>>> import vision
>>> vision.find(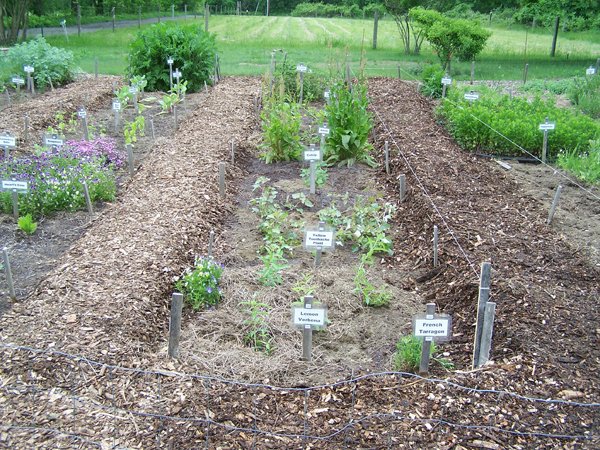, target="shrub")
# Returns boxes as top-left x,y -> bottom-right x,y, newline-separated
175,257 -> 224,310
272,57 -> 327,104
437,88 -> 600,160
260,98 -> 303,164
18,214 -> 38,235
420,64 -> 444,98
568,75 -> 600,119
325,81 -> 375,167
128,24 -> 216,93
4,37 -> 75,89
